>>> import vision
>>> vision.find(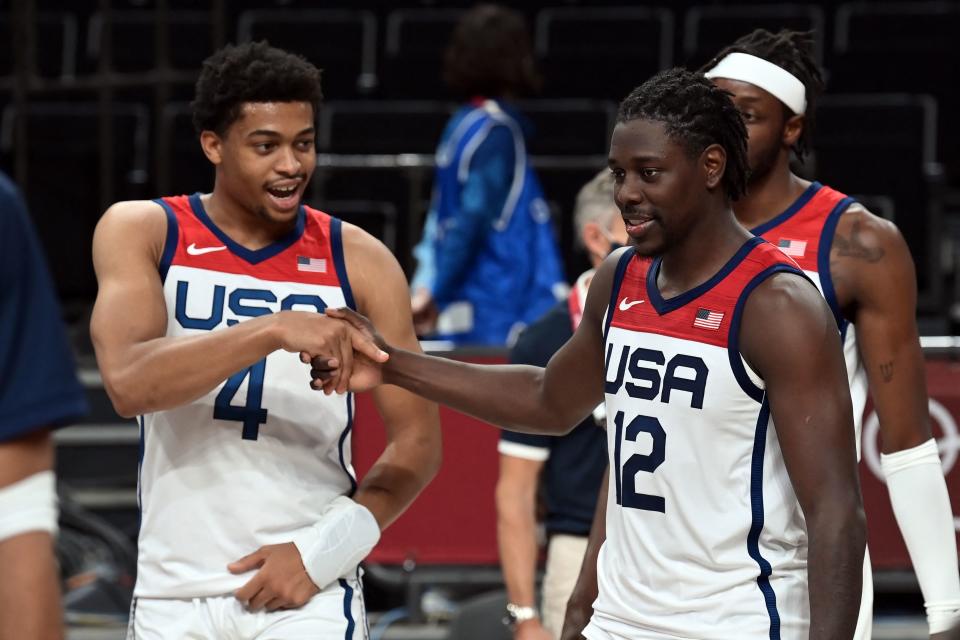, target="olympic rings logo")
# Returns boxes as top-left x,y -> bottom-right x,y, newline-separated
862,399 -> 960,529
